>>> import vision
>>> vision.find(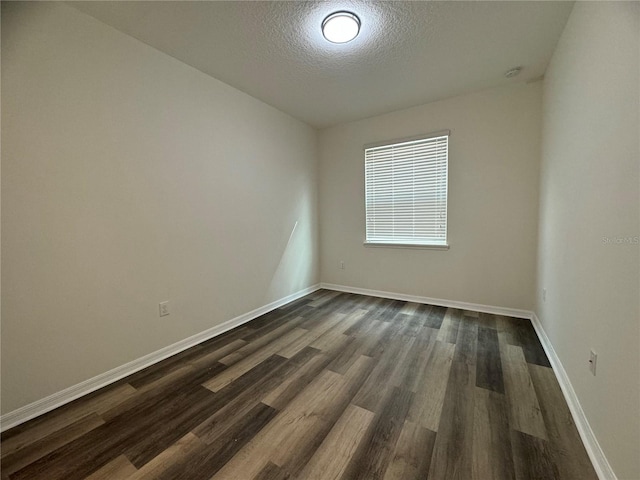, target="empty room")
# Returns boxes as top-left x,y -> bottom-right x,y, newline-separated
1,1 -> 638,479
